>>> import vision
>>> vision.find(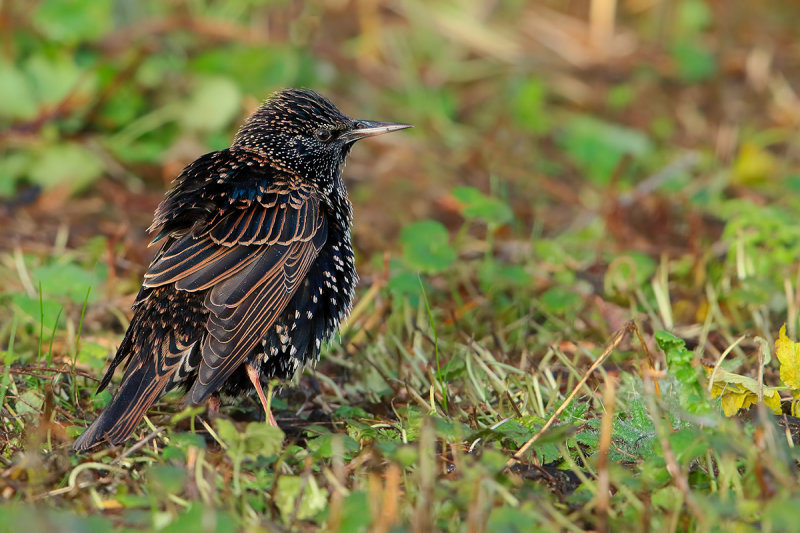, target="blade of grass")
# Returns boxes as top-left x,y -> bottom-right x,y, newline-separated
418,275 -> 447,411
